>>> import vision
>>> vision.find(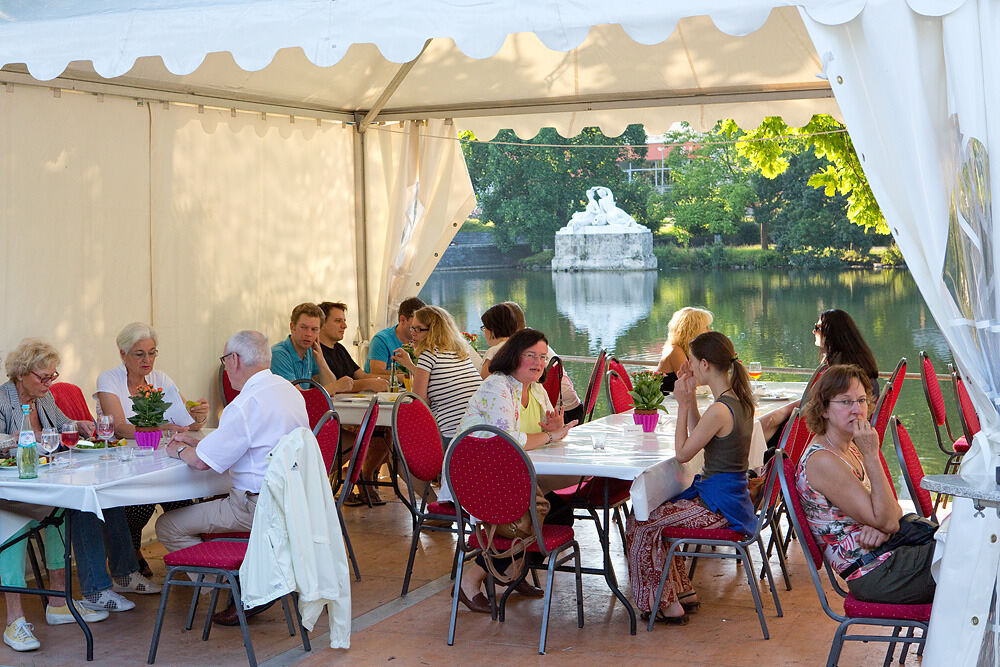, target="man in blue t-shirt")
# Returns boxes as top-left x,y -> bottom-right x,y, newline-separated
271,302 -> 338,393
364,296 -> 426,375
